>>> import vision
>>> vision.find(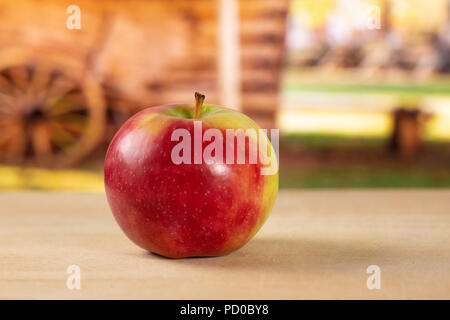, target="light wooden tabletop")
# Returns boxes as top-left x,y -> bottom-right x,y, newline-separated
1,190 -> 449,299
